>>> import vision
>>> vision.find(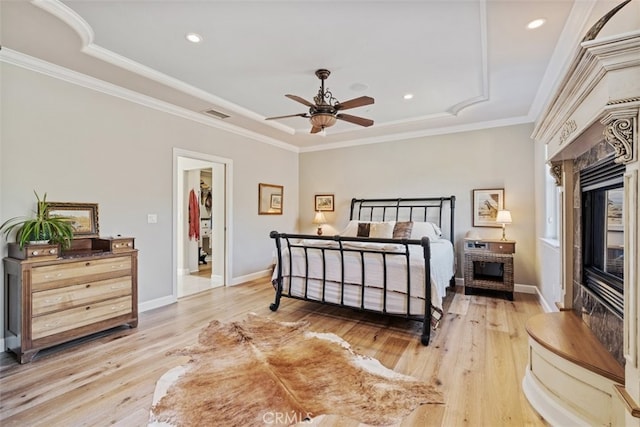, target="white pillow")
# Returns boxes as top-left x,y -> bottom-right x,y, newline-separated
410,221 -> 442,239
369,221 -> 395,238
339,220 -> 396,238
340,220 -> 359,237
